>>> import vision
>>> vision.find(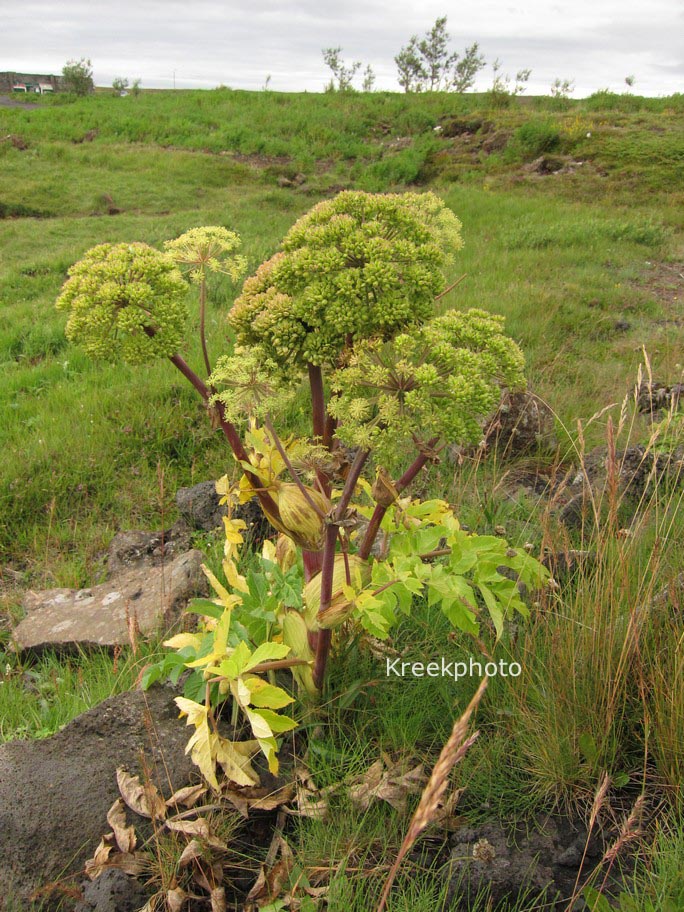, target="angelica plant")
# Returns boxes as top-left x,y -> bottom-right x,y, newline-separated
57,193 -> 549,791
